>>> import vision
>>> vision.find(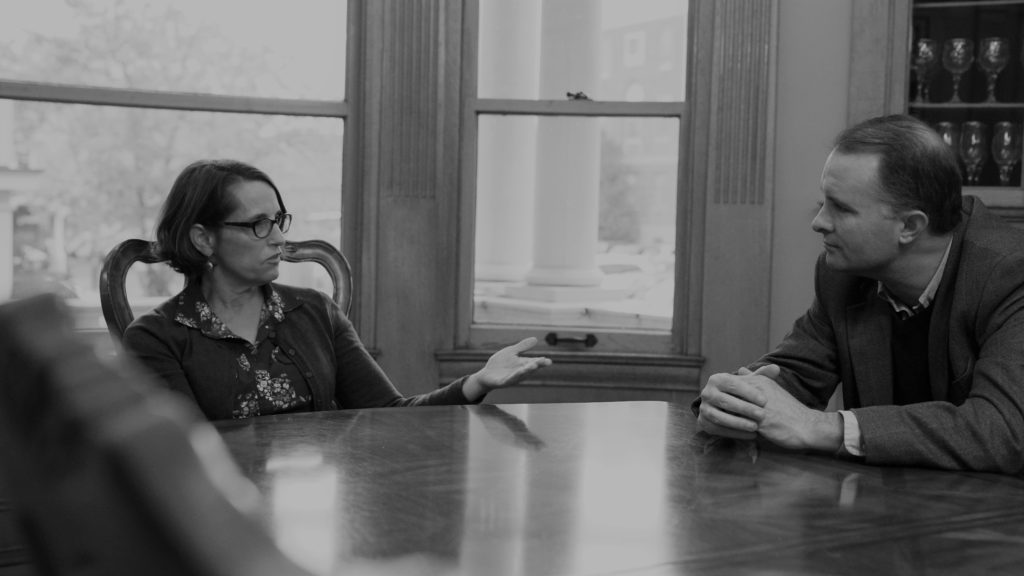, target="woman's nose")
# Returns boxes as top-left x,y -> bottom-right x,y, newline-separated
267,225 -> 286,244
